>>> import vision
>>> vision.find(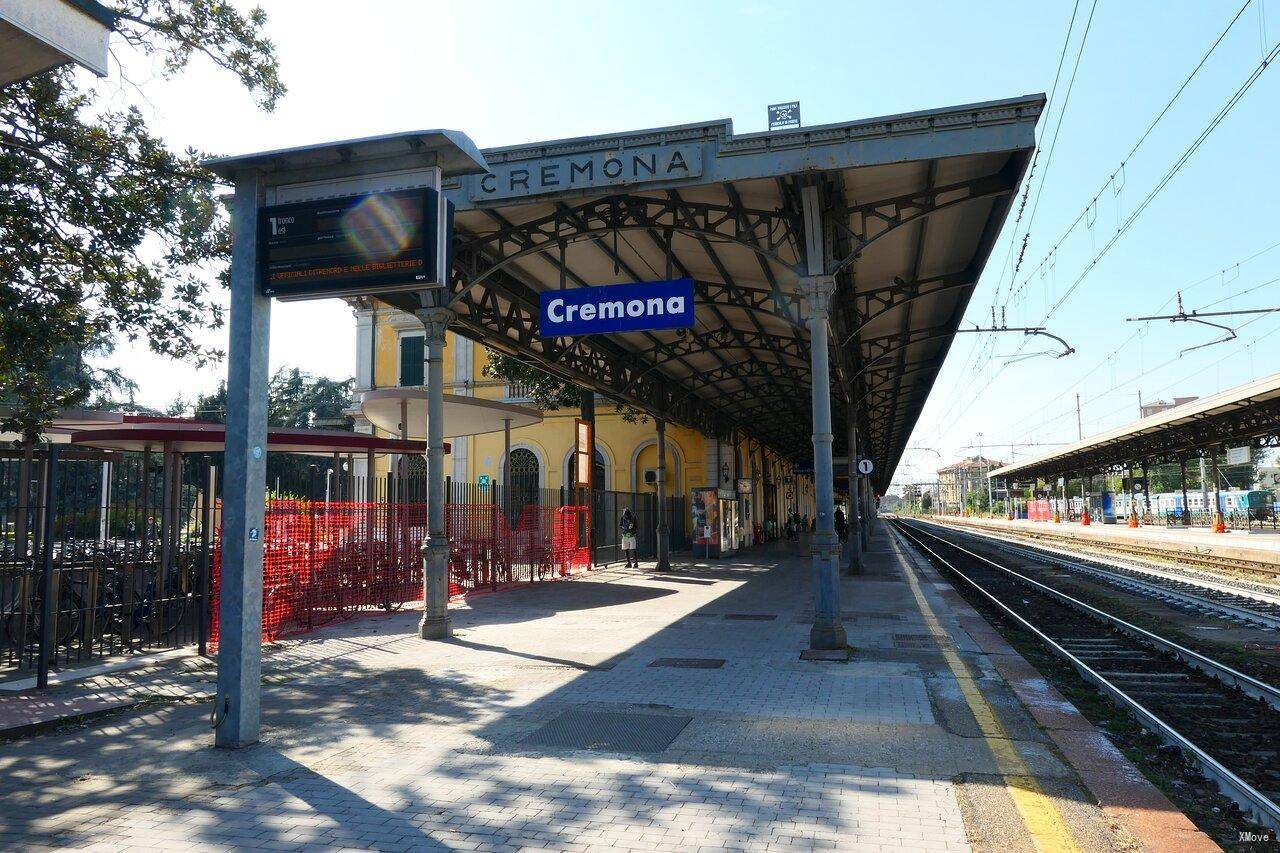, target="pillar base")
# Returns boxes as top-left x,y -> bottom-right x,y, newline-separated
809,621 -> 847,651
418,615 -> 452,640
